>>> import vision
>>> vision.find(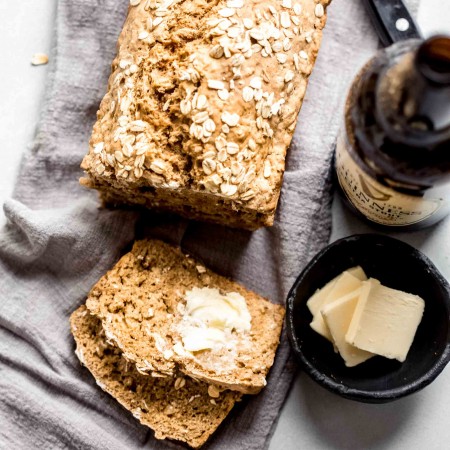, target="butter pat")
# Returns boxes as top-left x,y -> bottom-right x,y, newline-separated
307,277 -> 338,317
185,287 -> 251,332
307,266 -> 366,317
310,267 -> 367,340
346,279 -> 425,362
321,288 -> 374,367
182,327 -> 226,352
180,287 -> 251,353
